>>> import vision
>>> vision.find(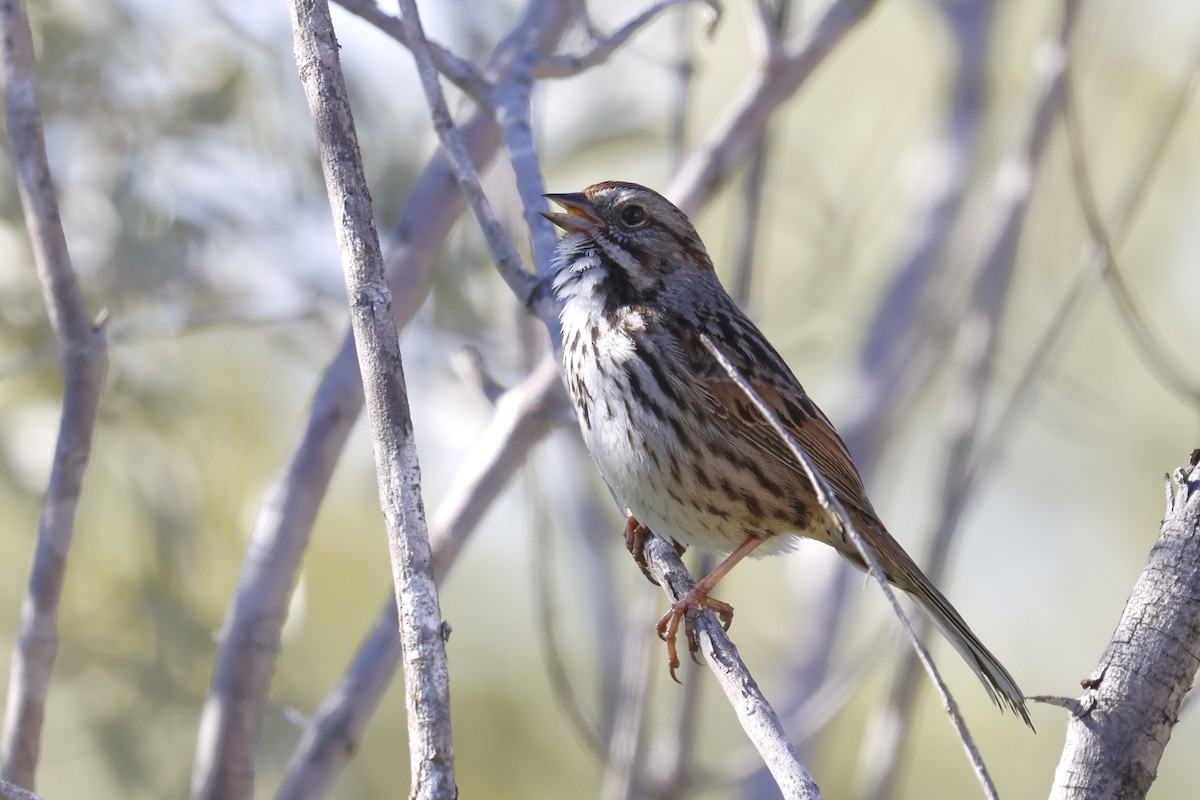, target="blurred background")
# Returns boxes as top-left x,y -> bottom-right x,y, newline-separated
2,0 -> 1199,797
